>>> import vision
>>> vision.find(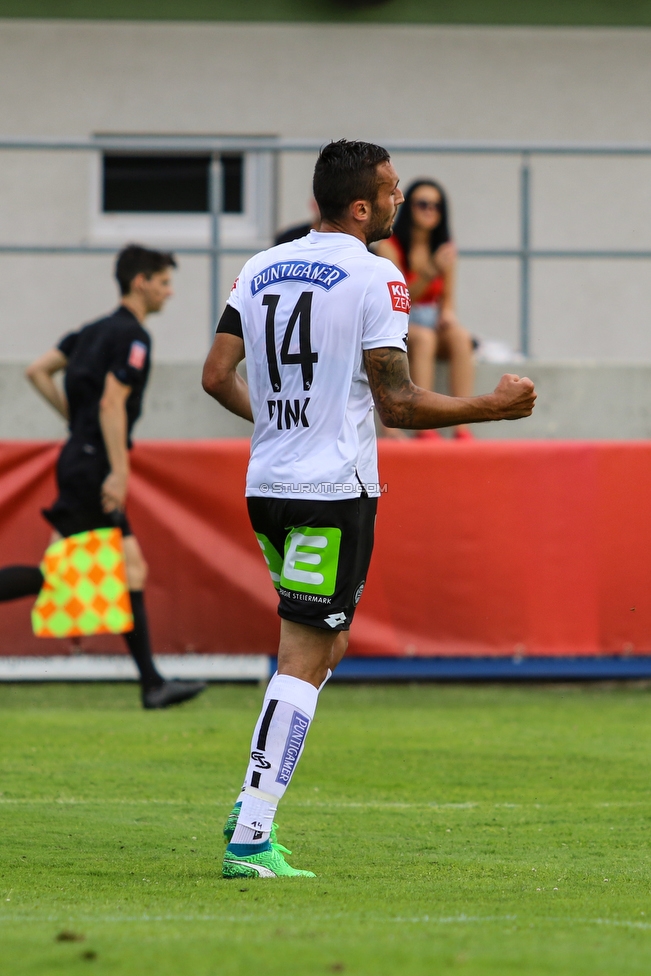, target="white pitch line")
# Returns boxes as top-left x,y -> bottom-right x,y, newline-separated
0,913 -> 525,926
0,797 -> 646,811
0,798 -> 230,806
0,798 -> 480,812
0,798 -> 478,809
1,913 -> 651,931
0,914 -> 270,924
290,801 -> 478,810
